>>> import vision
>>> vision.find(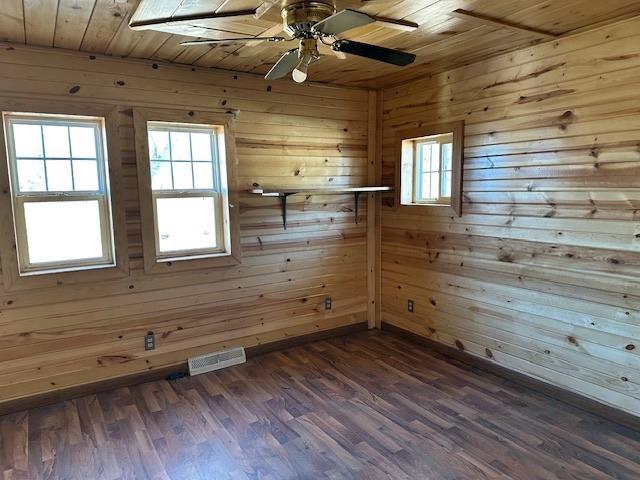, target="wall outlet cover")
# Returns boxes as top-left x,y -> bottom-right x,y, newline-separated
145,331 -> 156,351
325,297 -> 332,310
